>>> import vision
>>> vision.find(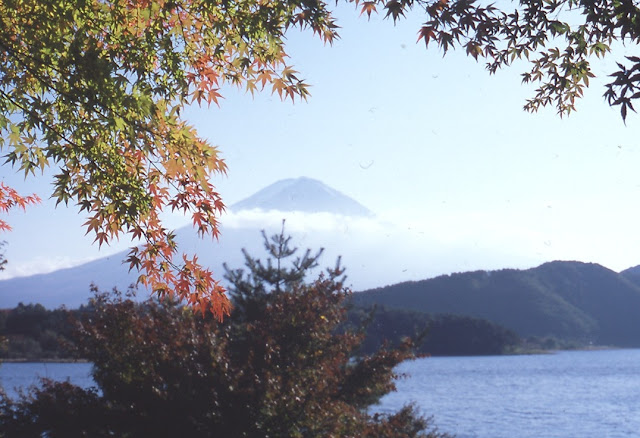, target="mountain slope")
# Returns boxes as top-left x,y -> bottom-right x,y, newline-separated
353,261 -> 640,346
0,225 -> 251,309
620,264 -> 640,285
